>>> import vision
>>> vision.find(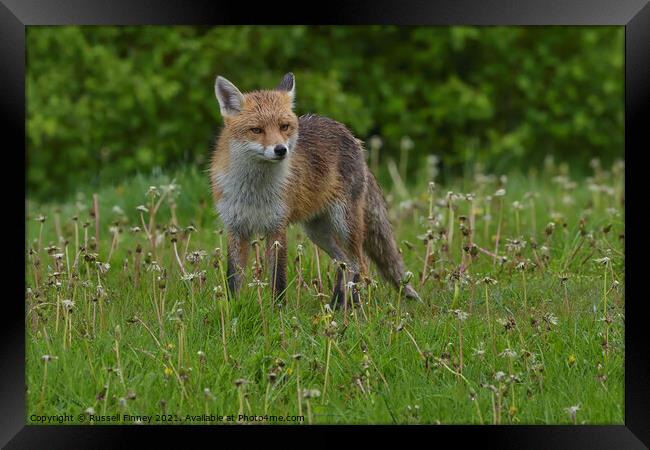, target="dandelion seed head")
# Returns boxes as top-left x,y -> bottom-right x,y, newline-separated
369,135 -> 383,150
61,299 -> 75,311
302,388 -> 321,399
400,136 -> 414,151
